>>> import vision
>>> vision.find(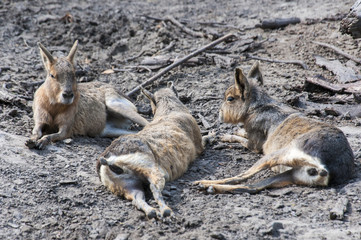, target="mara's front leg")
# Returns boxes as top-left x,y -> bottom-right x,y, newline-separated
32,110 -> 74,149
26,106 -> 52,149
34,125 -> 71,149
220,128 -> 249,148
